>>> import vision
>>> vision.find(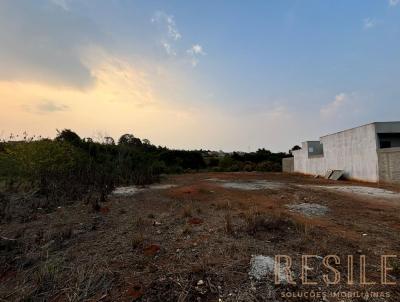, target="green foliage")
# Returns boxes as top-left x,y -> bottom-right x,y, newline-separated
159,150 -> 206,172
0,129 -> 289,215
211,148 -> 287,172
